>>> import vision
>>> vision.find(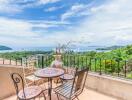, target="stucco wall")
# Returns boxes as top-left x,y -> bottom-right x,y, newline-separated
0,65 -> 23,100
85,72 -> 132,100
